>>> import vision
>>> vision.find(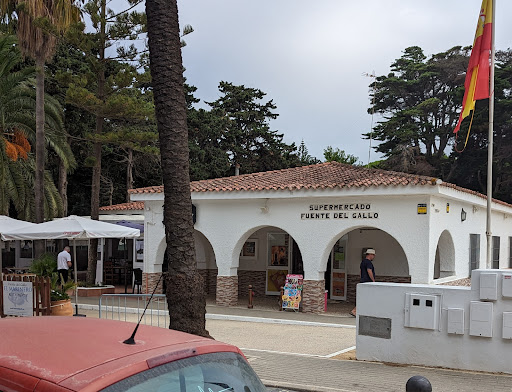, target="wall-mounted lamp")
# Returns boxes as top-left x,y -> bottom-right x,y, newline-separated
461,208 -> 467,222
